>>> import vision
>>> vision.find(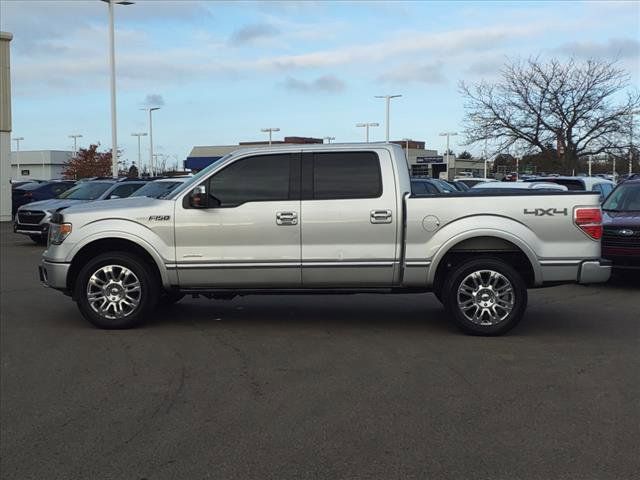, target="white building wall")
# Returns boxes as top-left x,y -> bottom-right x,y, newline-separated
10,151 -> 71,180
